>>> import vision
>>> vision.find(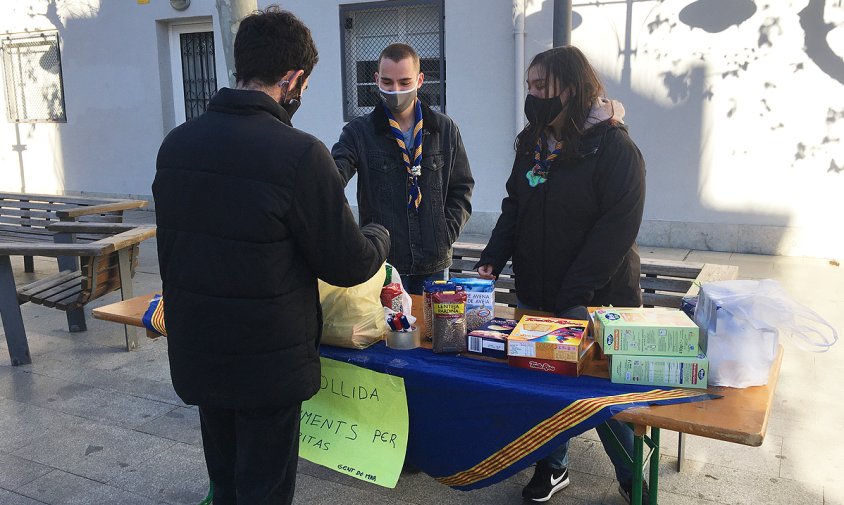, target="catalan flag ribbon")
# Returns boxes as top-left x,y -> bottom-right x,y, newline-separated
320,342 -> 717,490
141,294 -> 167,337
383,101 -> 424,211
